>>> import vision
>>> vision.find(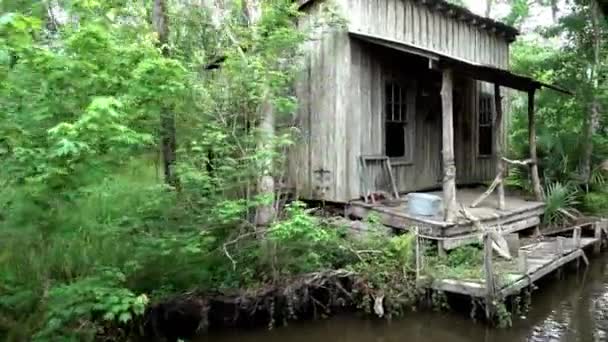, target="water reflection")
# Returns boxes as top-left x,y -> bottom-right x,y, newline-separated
200,255 -> 608,342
